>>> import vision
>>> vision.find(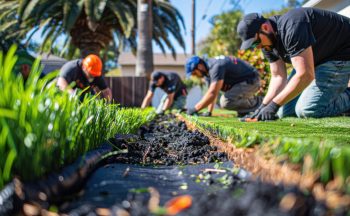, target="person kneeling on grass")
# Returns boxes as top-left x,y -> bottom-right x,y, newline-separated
237,8 -> 350,121
57,54 -> 112,101
185,56 -> 262,117
141,71 -> 187,114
